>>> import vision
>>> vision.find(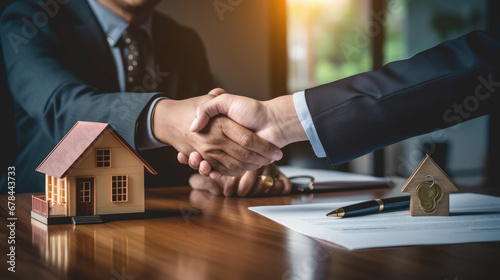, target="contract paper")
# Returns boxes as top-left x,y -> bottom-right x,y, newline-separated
249,193 -> 500,250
